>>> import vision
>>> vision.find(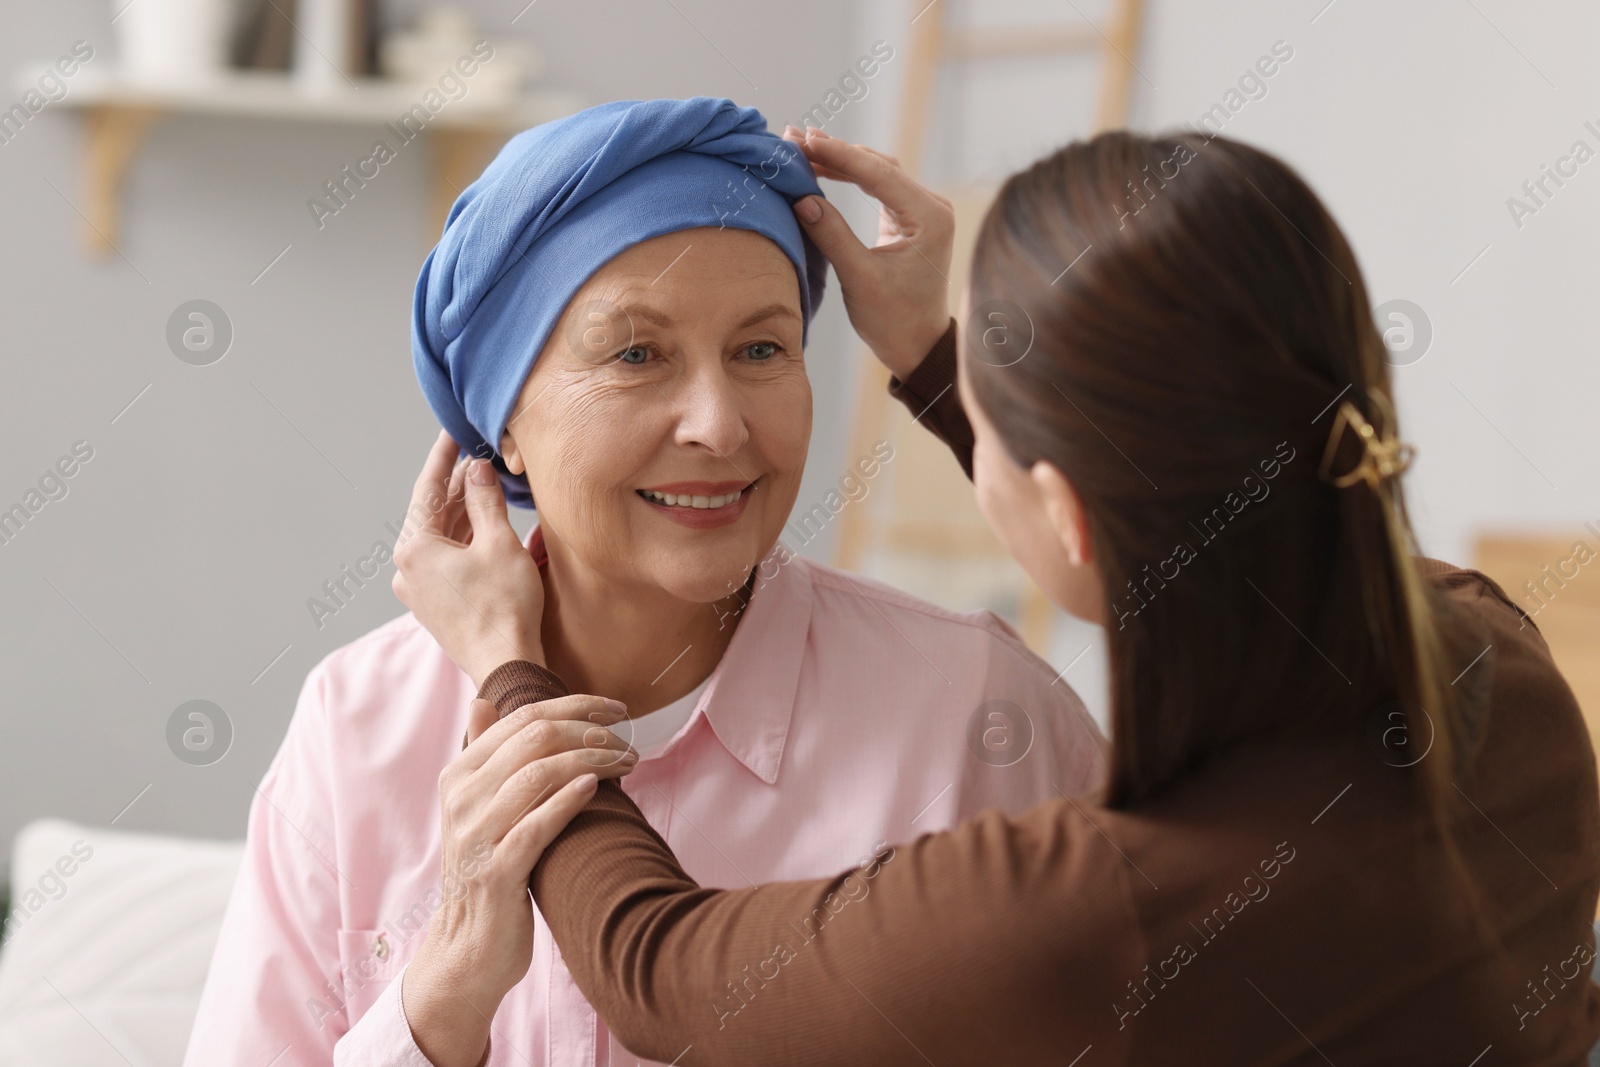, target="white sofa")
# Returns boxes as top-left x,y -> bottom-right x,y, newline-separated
0,819 -> 243,1067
